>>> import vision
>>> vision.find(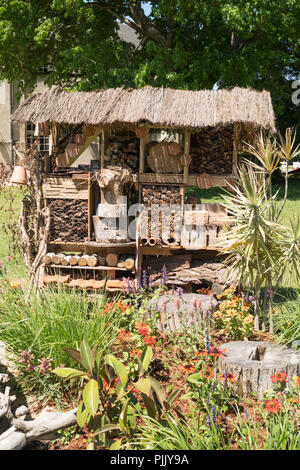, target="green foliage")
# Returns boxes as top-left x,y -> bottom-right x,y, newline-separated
134,402 -> 231,450
0,1 -> 298,127
53,340 -> 178,449
0,282 -> 122,401
273,293 -> 300,348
